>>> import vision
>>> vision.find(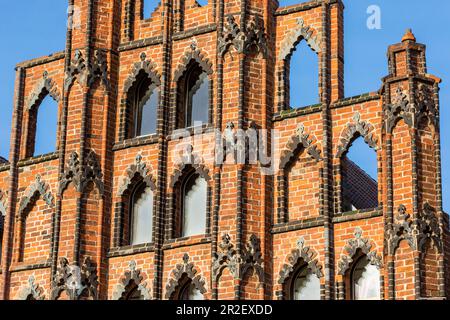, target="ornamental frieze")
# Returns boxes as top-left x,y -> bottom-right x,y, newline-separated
218,14 -> 268,57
